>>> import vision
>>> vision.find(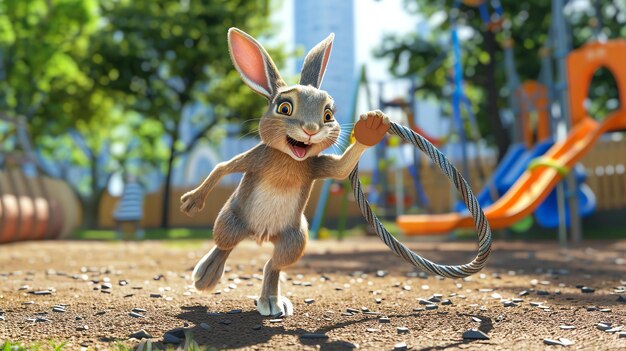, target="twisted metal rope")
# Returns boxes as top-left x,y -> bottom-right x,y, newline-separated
349,122 -> 493,278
